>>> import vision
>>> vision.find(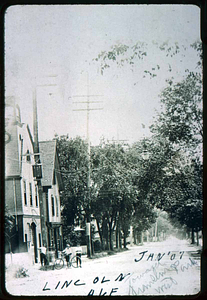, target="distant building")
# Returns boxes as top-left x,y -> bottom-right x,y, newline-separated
5,96 -> 42,263
39,140 -> 63,257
